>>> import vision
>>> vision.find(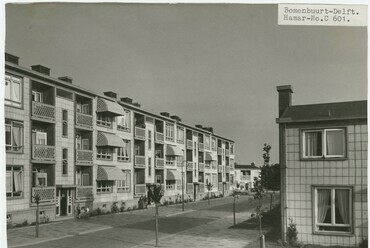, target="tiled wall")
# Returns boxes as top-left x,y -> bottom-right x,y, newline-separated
284,124 -> 367,246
